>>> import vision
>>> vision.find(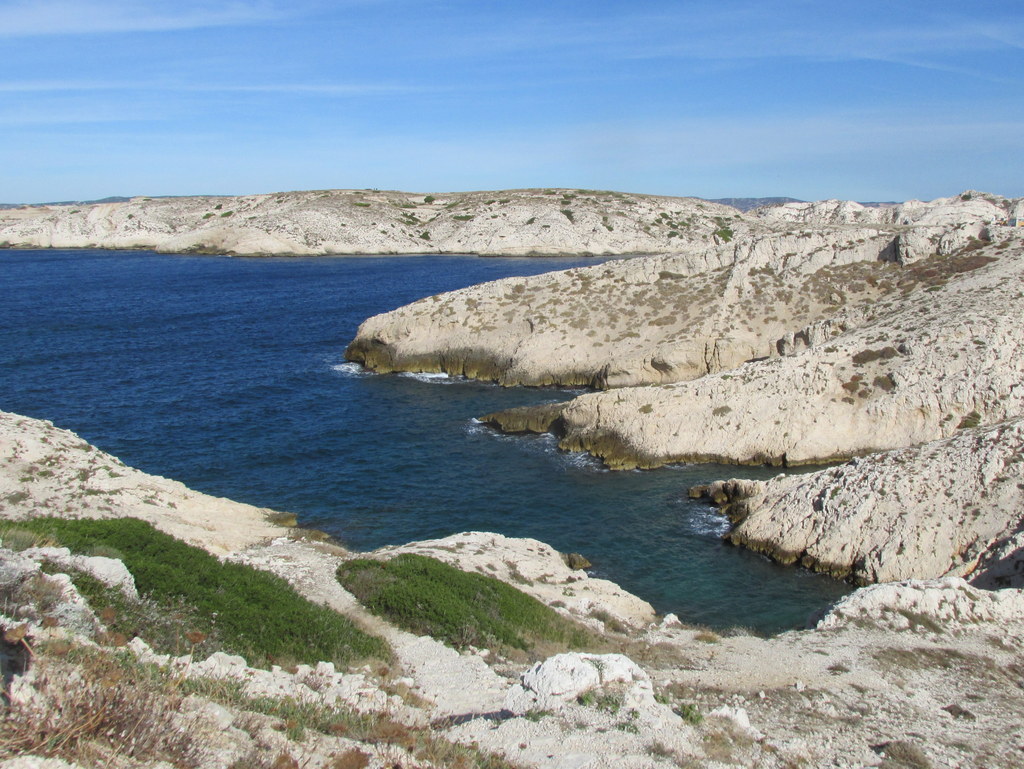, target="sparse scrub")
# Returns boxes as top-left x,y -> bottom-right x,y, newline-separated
675,702 -> 703,725
0,648 -> 200,766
